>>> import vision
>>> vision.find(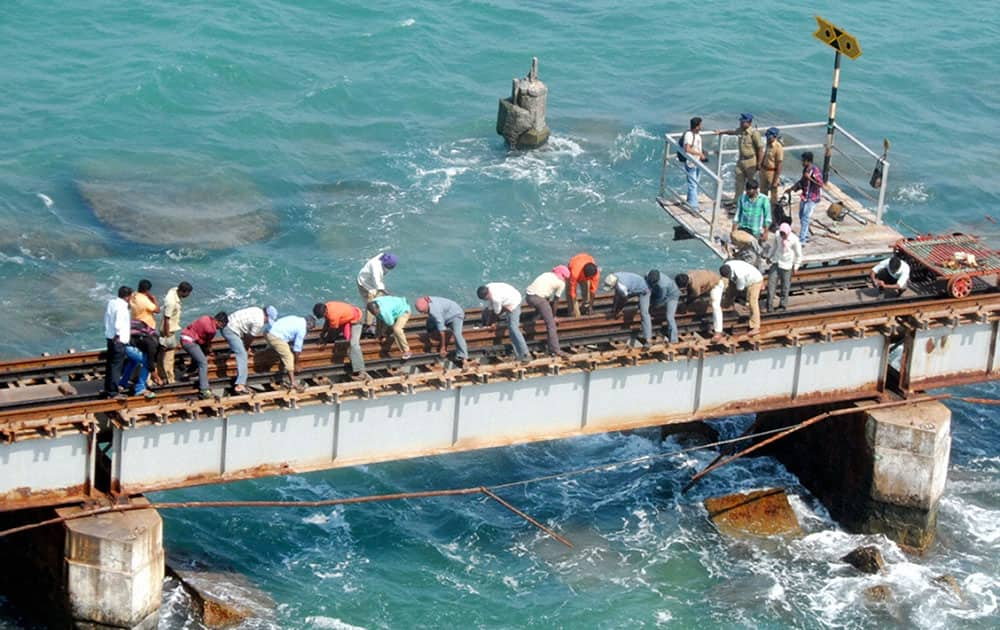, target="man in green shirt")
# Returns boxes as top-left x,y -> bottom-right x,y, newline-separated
732,179 -> 771,256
